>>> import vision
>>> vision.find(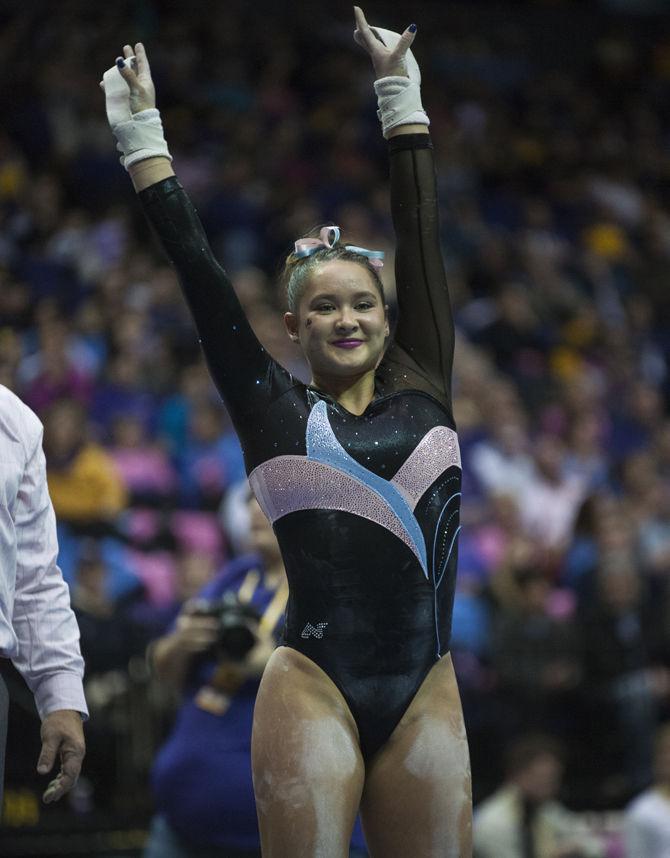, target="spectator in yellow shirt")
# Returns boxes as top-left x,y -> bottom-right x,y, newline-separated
43,398 -> 127,527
